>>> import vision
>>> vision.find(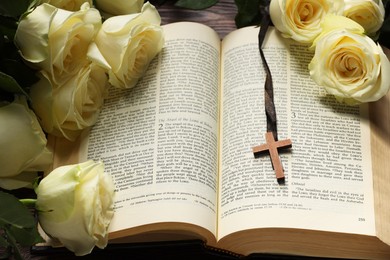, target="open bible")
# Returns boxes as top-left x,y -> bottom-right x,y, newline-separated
49,22 -> 390,259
